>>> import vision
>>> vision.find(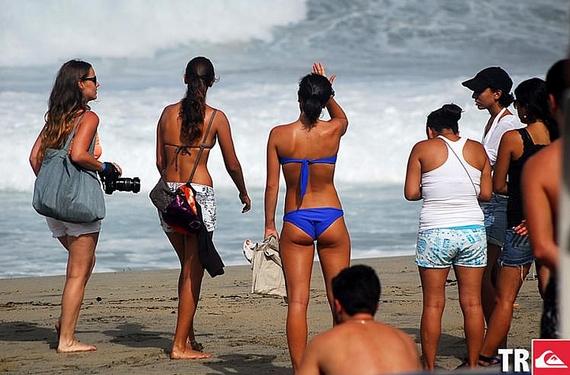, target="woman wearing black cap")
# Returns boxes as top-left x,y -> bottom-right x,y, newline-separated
462,67 -> 522,330
478,78 -> 558,364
